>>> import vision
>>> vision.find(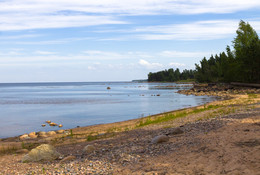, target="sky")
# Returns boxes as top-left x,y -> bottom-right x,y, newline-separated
1,0 -> 260,82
